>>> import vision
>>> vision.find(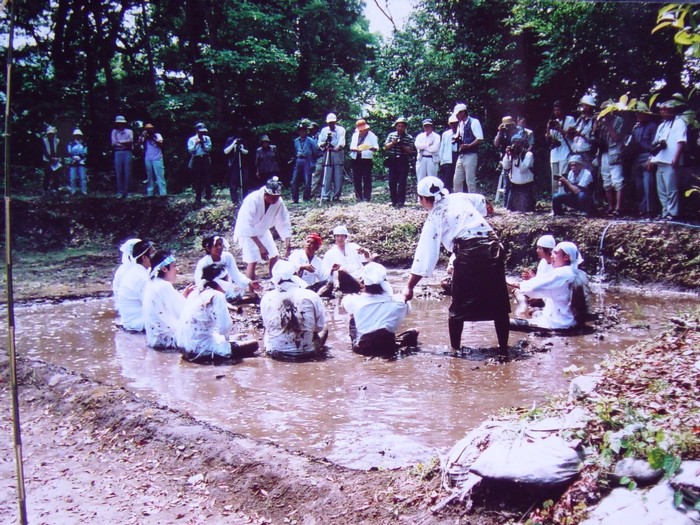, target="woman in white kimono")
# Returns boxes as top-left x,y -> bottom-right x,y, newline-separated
142,250 -> 194,348
177,263 -> 258,363
512,241 -> 589,330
